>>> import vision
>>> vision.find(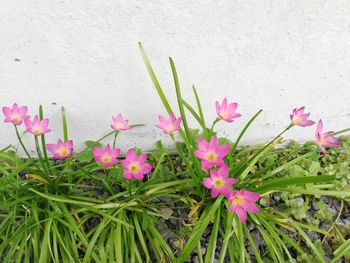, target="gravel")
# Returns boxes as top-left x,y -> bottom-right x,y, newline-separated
152,194 -> 350,262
